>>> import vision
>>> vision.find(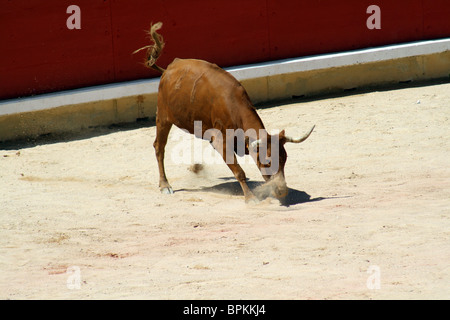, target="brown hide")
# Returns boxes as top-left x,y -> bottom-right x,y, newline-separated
158,58 -> 266,137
